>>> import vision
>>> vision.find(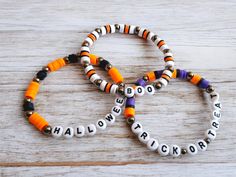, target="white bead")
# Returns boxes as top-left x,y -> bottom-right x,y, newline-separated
91,31 -> 99,40
74,125 -> 85,138
110,84 -> 118,95
169,145 -> 181,157
86,124 -> 97,136
138,28 -> 146,37
100,80 -> 107,91
84,65 -> 94,74
96,119 -> 107,130
154,37 -> 162,45
63,127 -> 74,139
211,119 -> 220,131
129,25 -> 136,34
125,87 -> 135,98
205,129 -> 216,141
158,144 -> 170,156
85,37 -> 93,46
164,52 -> 173,58
52,126 -> 63,138
111,106 -> 122,116
110,24 -> 116,33
147,138 -> 159,151
138,131 -> 150,144
104,113 -> 115,125
81,46 -> 90,53
115,97 -> 125,107
80,56 -> 90,64
90,74 -> 100,83
165,61 -> 175,68
119,24 -> 125,33
147,32 -> 155,40
163,70 -> 172,78
100,26 -> 106,35
159,78 -> 168,86
131,122 -> 143,134
213,101 -> 222,110
187,144 -> 198,155
135,86 -> 145,97
145,85 -> 155,95
212,110 -> 221,120
196,139 -> 208,151
210,92 -> 220,102
160,44 -> 169,52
